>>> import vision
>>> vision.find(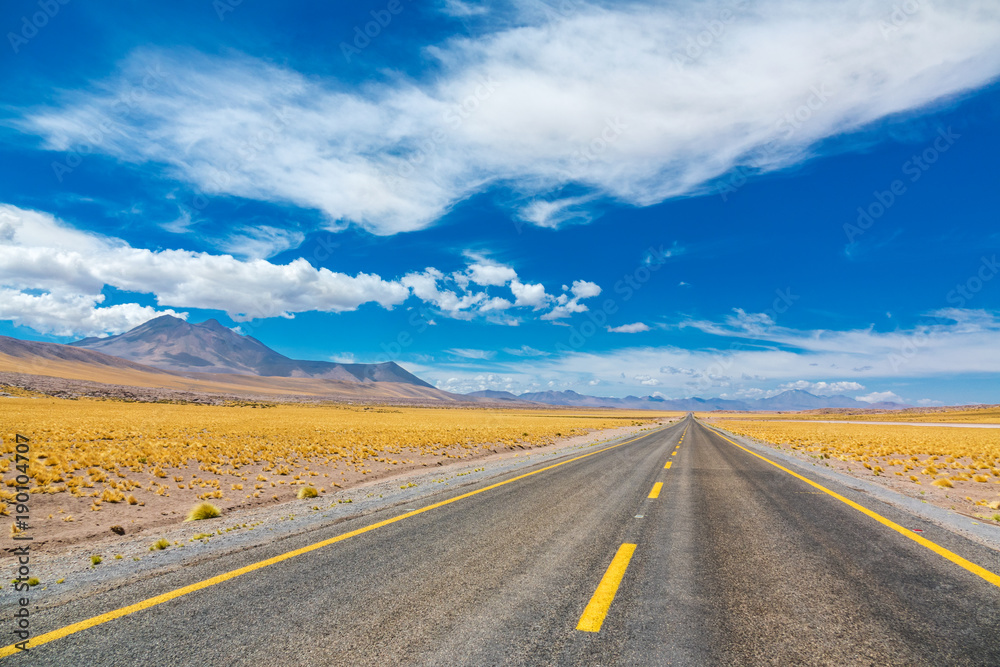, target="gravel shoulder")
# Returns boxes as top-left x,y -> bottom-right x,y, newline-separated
0,419 -> 673,614
703,419 -> 1000,553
